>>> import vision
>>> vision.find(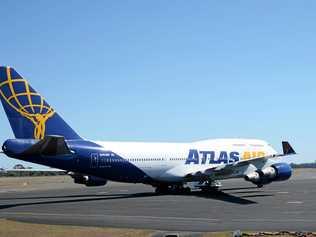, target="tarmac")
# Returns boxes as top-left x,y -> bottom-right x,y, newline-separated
0,169 -> 315,232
